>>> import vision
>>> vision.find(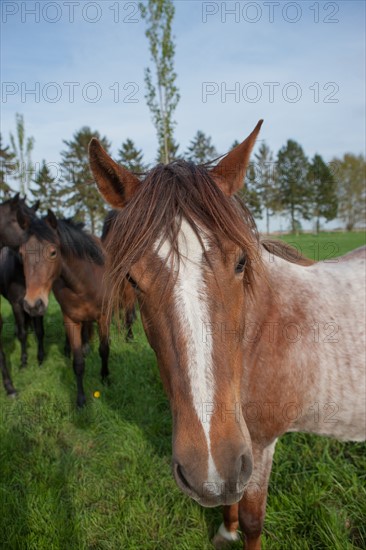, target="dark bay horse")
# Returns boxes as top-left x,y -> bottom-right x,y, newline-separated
89,121 -> 366,549
0,194 -> 44,396
17,210 -> 112,407
0,198 -> 44,370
